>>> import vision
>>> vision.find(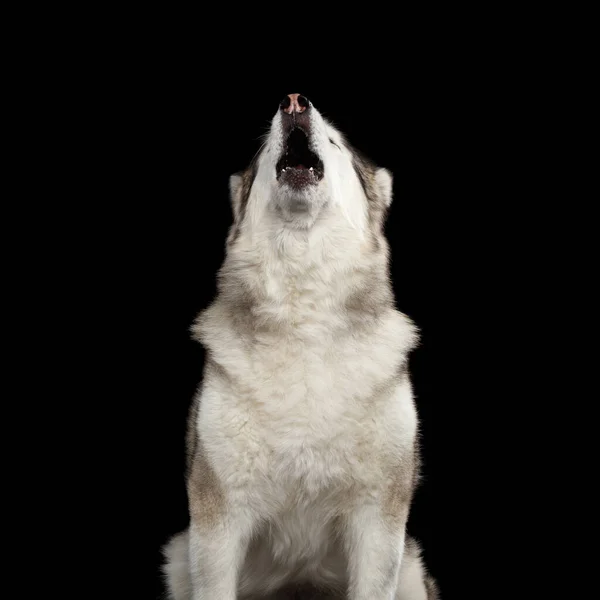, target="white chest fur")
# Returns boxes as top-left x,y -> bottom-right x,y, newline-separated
195,302 -> 418,510
193,219 -> 418,510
